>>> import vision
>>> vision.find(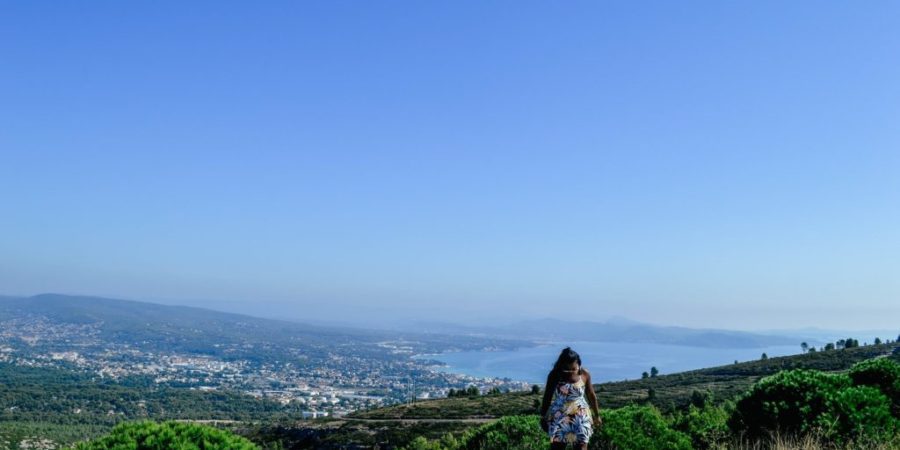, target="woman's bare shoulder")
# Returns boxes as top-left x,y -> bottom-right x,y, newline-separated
580,368 -> 592,381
